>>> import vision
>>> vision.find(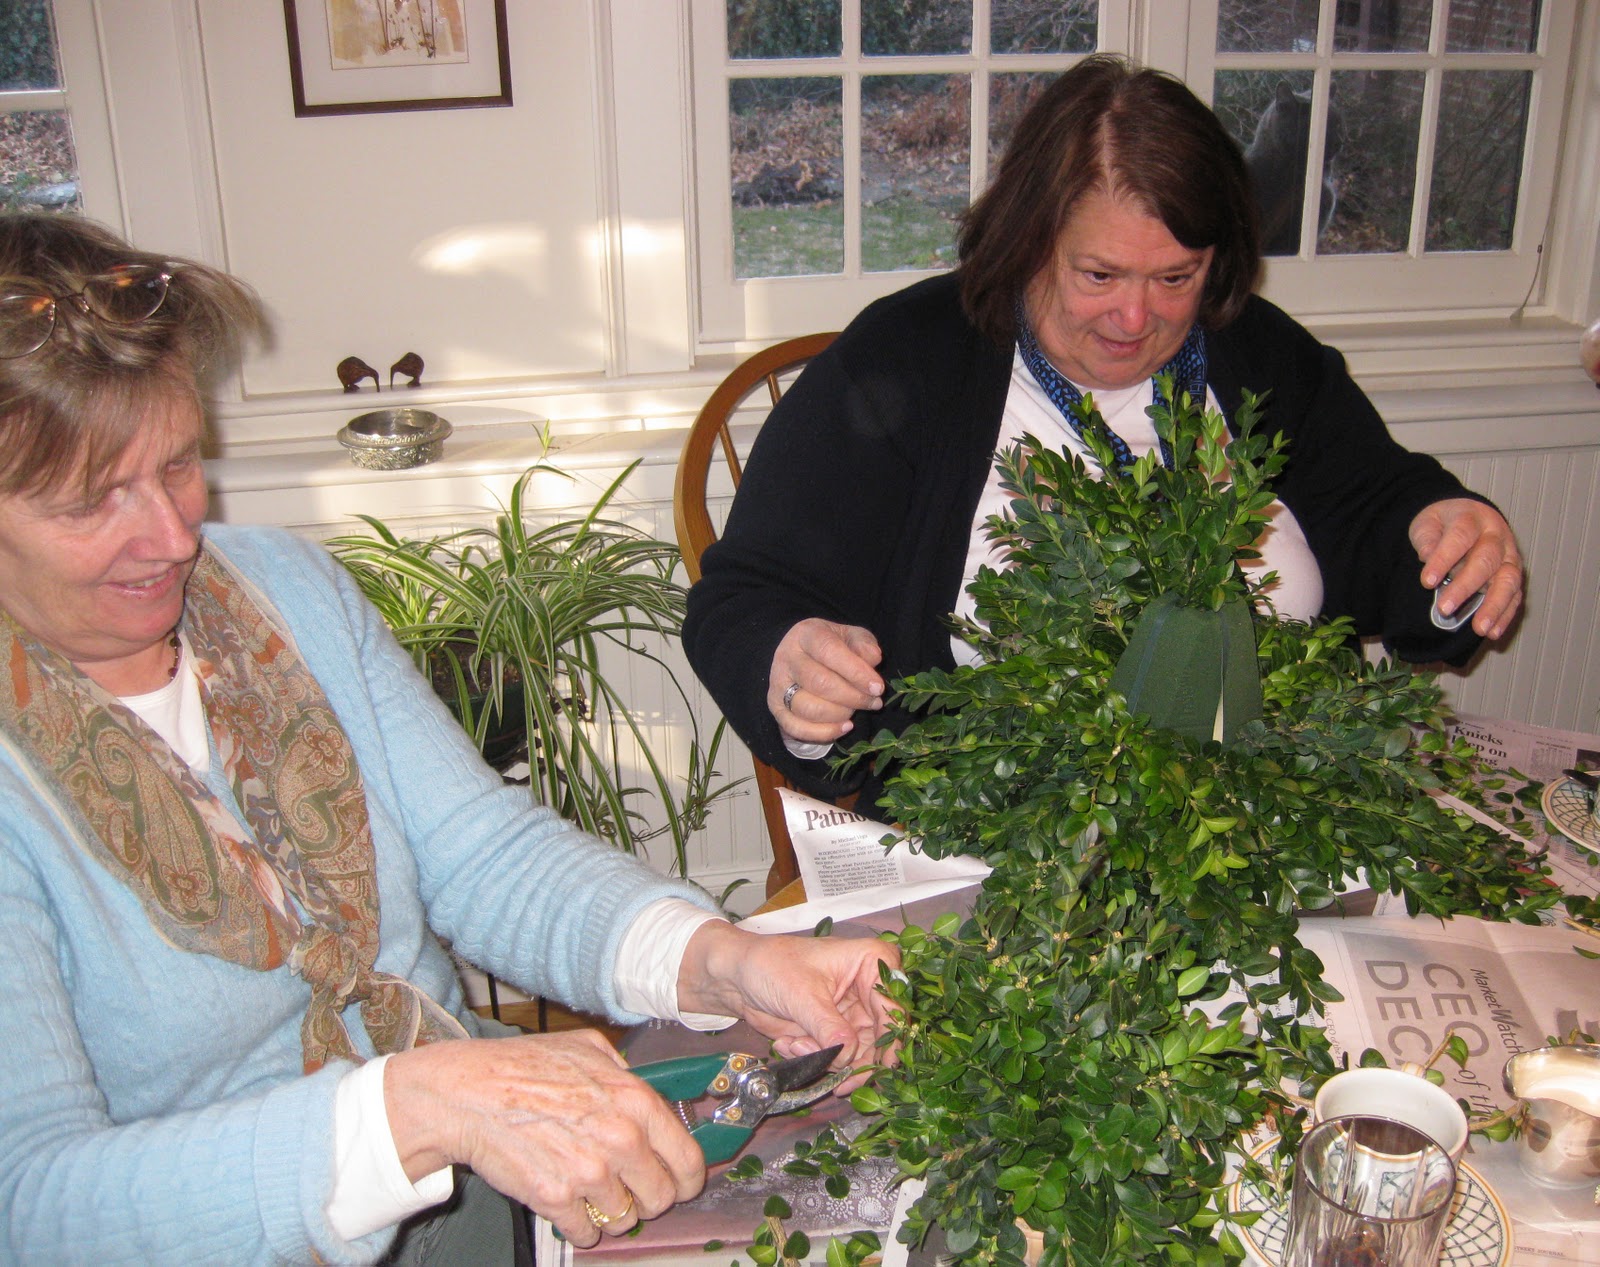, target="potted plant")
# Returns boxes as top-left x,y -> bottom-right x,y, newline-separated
769,385 -> 1571,1266
327,460 -> 737,875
